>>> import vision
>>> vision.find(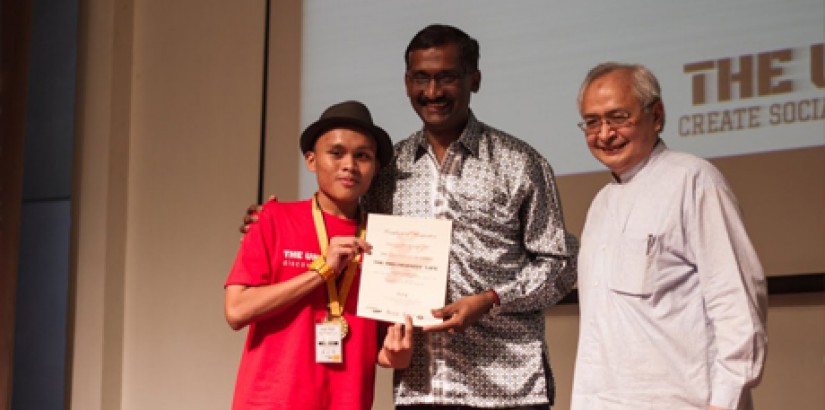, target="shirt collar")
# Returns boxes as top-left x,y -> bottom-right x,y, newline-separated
613,138 -> 666,183
412,111 -> 483,161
